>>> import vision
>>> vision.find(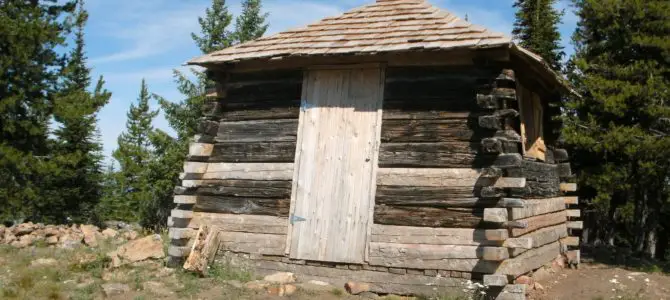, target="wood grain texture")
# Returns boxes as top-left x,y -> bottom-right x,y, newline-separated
560,183 -> 577,192
289,67 -> 383,264
511,211 -> 567,237
560,236 -> 579,247
564,196 -> 579,205
369,242 -> 509,261
218,231 -> 286,255
209,142 -> 296,162
203,163 -> 294,180
376,168 -> 482,187
567,221 -> 583,229
379,142 -> 497,168
514,224 -> 567,250
371,224 -> 508,245
189,213 -> 288,235
380,119 -> 489,143
567,209 -> 581,218
194,180 -> 291,198
496,241 -> 562,276
183,225 -> 220,274
368,255 -> 500,273
216,119 -> 298,142
374,205 -> 491,228
194,196 -> 289,217
509,197 -> 566,220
